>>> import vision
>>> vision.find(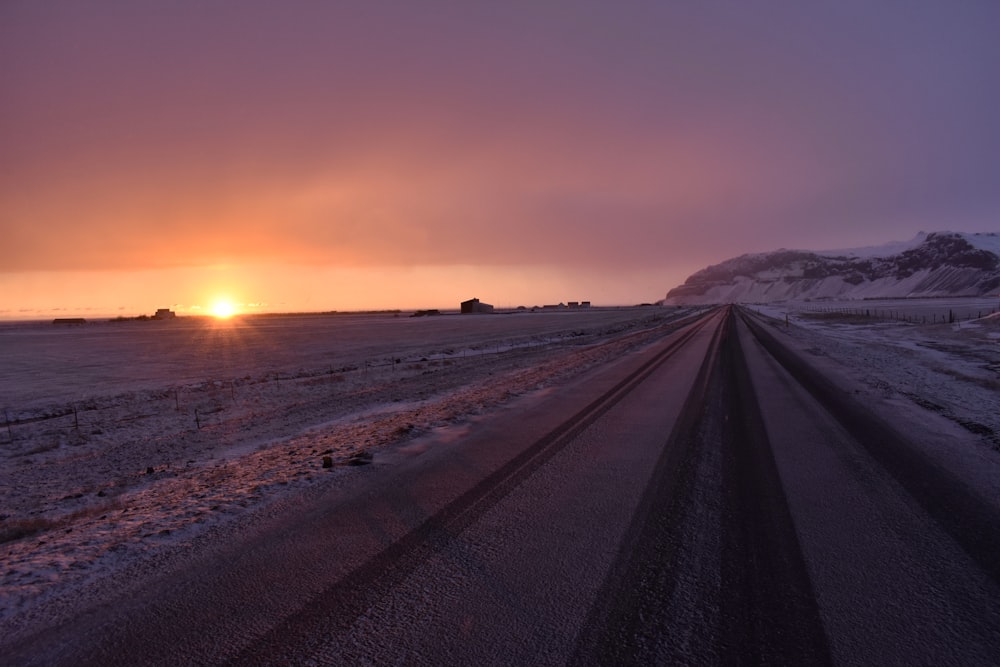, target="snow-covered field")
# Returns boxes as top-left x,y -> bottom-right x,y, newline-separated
2,300 -> 997,642
755,299 -> 1000,454
0,307 -> 692,632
